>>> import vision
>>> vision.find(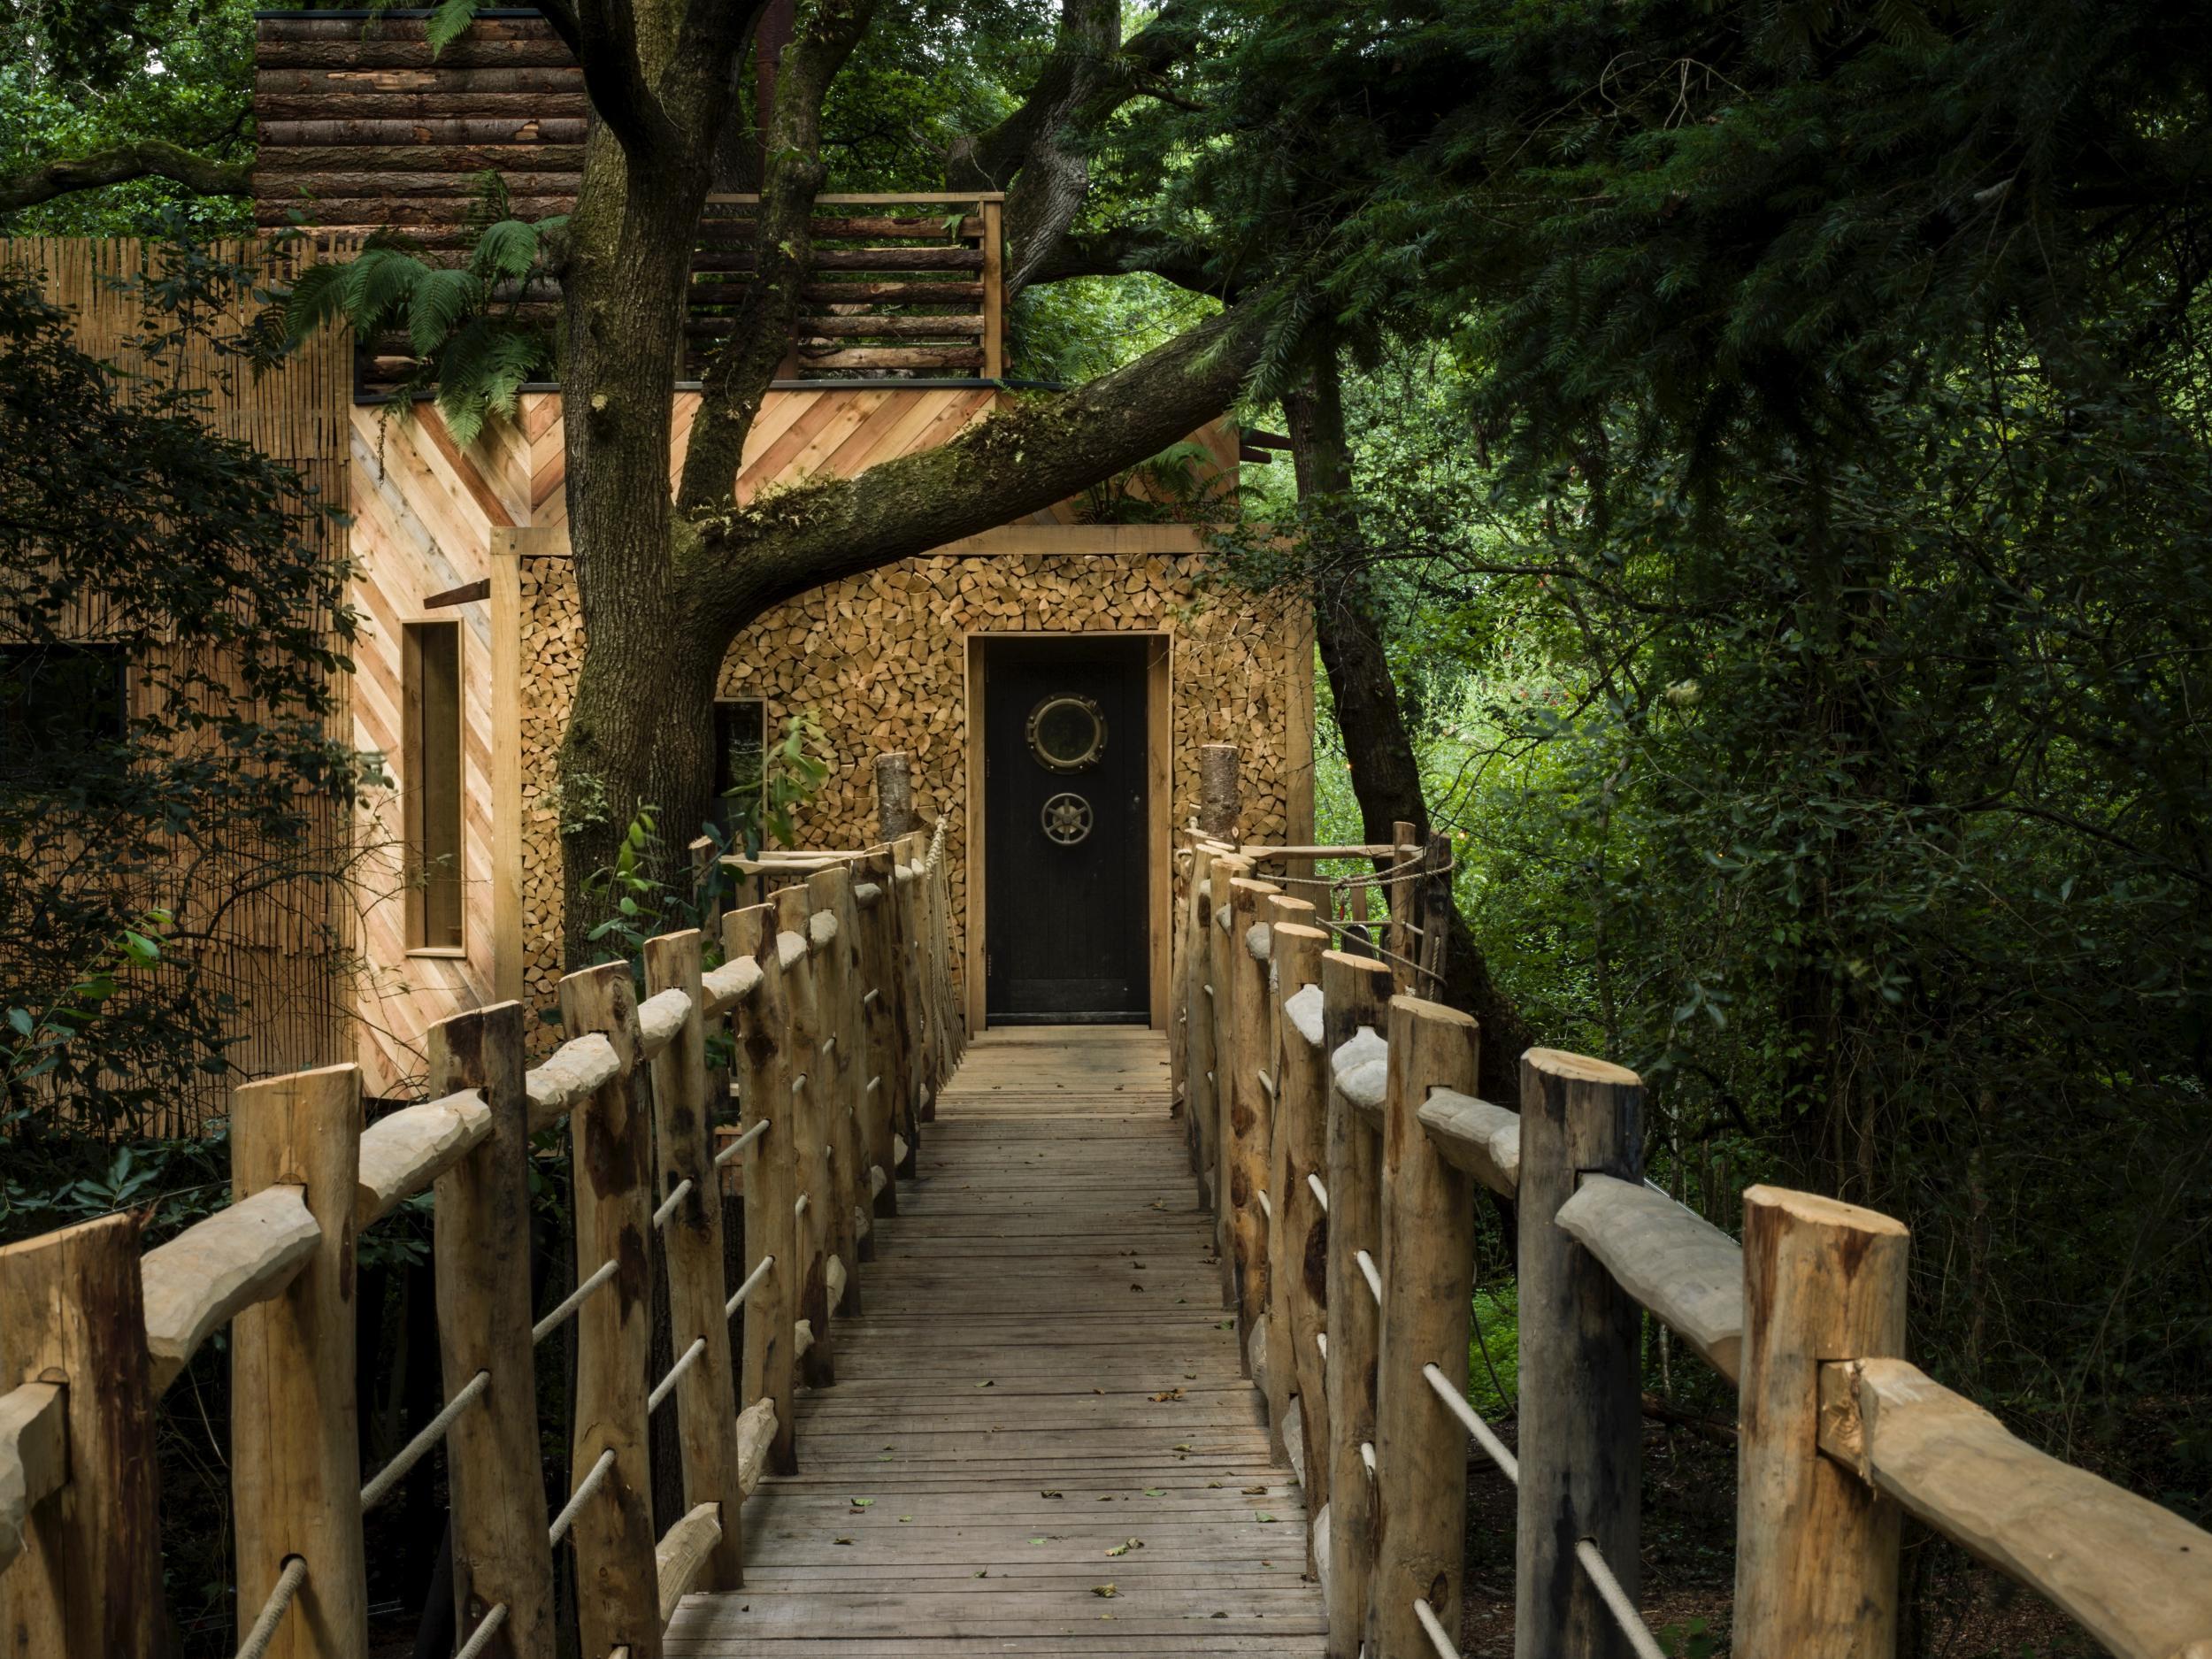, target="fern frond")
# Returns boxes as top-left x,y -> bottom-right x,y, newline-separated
342,247 -> 428,333
408,265 -> 483,357
282,261 -> 350,343
426,0 -> 480,56
470,219 -> 539,284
